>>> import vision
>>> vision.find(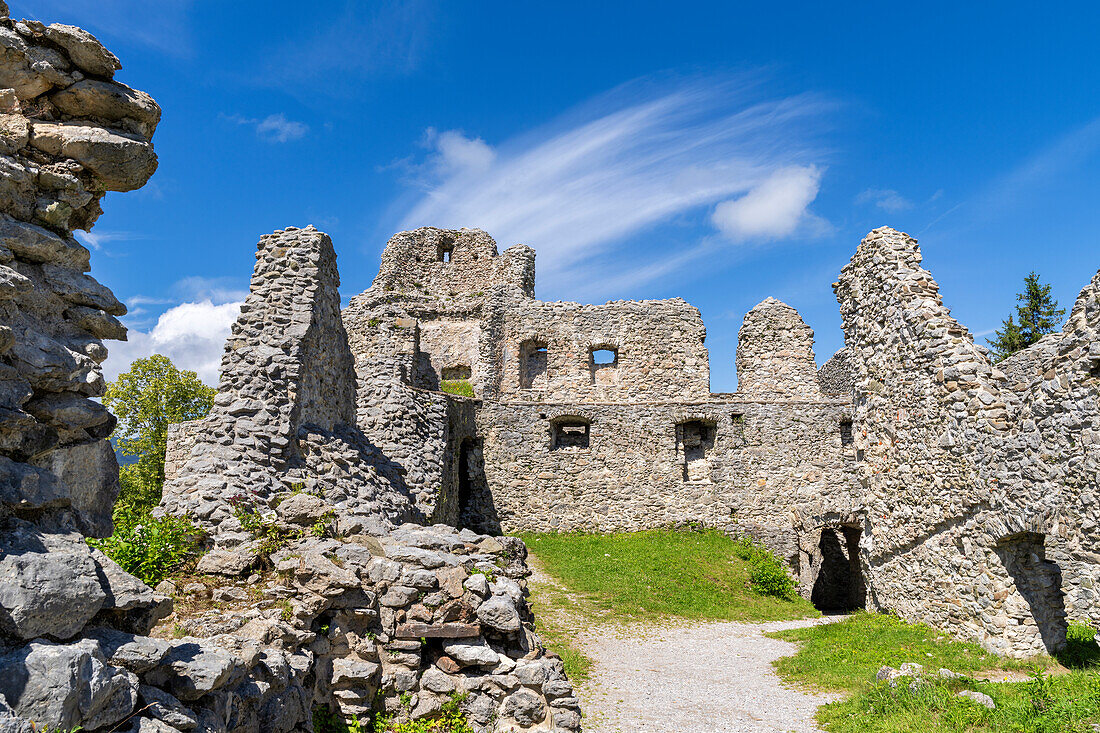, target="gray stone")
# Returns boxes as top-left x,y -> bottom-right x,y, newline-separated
144,639 -> 237,701
956,690 -> 996,709
477,595 -> 521,633
500,687 -> 546,725
44,24 -> 121,78
441,638 -> 499,668
0,638 -> 137,731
